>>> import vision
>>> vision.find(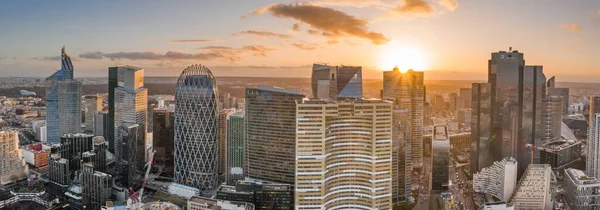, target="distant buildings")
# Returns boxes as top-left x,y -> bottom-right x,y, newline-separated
84,95 -> 103,132
46,47 -> 82,144
311,63 -> 362,100
509,164 -> 552,209
590,96 -> 600,127
174,65 -> 220,191
93,111 -> 109,141
295,99 -> 393,210
226,111 -> 245,186
431,125 -> 450,191
459,88 -> 472,109
245,86 -> 304,184
473,157 -> 517,202
563,168 -> 600,210
0,131 -> 28,185
187,196 -> 254,210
